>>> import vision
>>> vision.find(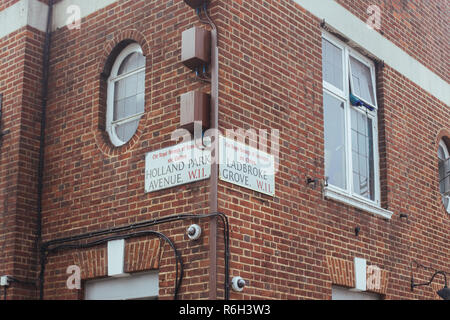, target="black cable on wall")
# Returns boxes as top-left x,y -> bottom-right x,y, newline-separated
44,230 -> 183,299
40,212 -> 230,300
